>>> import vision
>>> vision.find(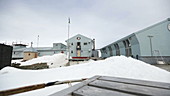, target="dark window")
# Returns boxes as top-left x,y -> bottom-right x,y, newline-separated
108,46 -> 113,56
71,43 -> 73,45
77,42 -> 81,46
84,43 -> 87,45
77,42 -> 81,50
28,53 -> 30,56
14,52 -> 15,54
71,50 -> 73,53
123,39 -> 132,57
114,43 -> 120,56
103,48 -> 107,54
